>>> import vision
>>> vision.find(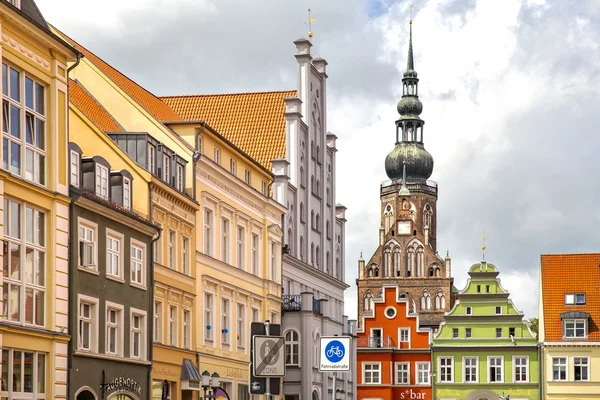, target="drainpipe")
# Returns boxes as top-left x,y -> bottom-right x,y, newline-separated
66,191 -> 79,399
197,352 -> 201,400
148,182 -> 162,398
538,342 -> 542,399
193,122 -> 206,201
